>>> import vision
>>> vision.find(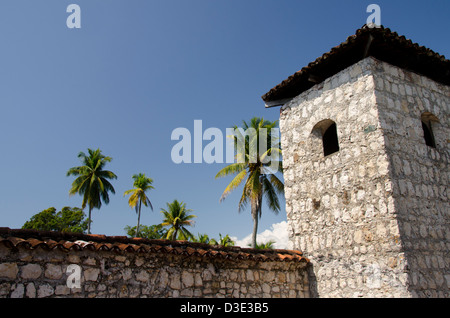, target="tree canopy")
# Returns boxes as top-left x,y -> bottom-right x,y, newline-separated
160,200 -> 197,241
22,207 -> 89,233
